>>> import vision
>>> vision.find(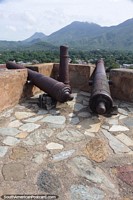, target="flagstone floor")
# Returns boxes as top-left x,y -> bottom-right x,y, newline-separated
0,89 -> 133,200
